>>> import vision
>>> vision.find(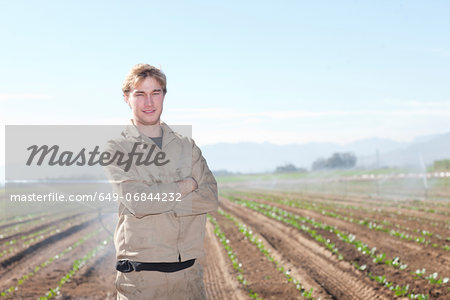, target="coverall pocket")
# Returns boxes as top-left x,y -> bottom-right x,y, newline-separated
123,215 -> 153,249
